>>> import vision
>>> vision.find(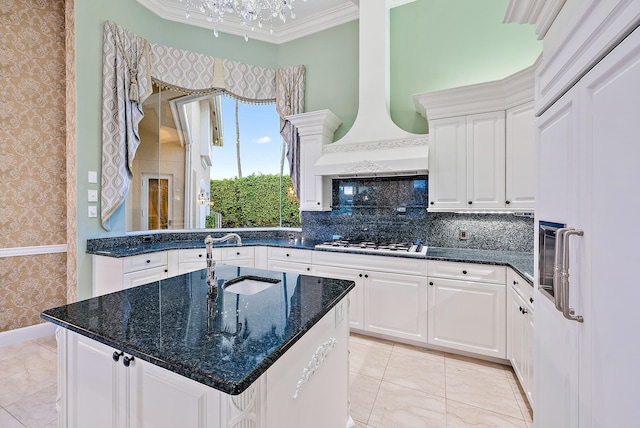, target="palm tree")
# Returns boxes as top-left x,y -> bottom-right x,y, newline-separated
235,99 -> 242,178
